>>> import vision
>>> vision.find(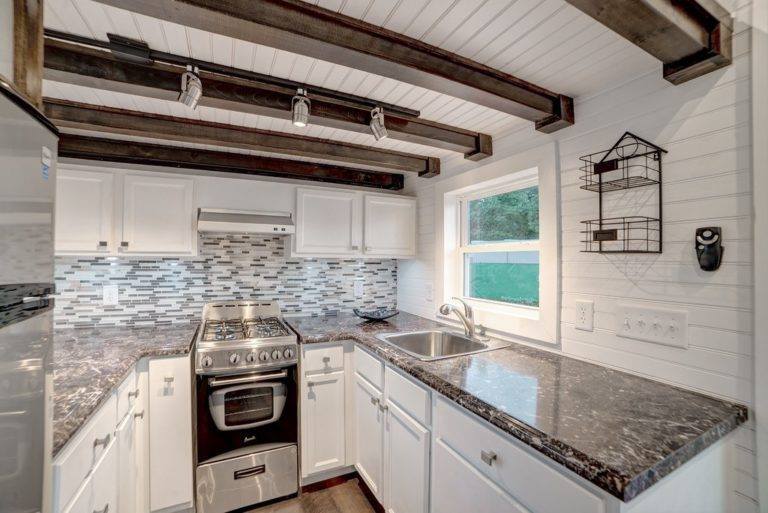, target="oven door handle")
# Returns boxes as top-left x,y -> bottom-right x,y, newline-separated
234,464 -> 266,480
208,370 -> 288,387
